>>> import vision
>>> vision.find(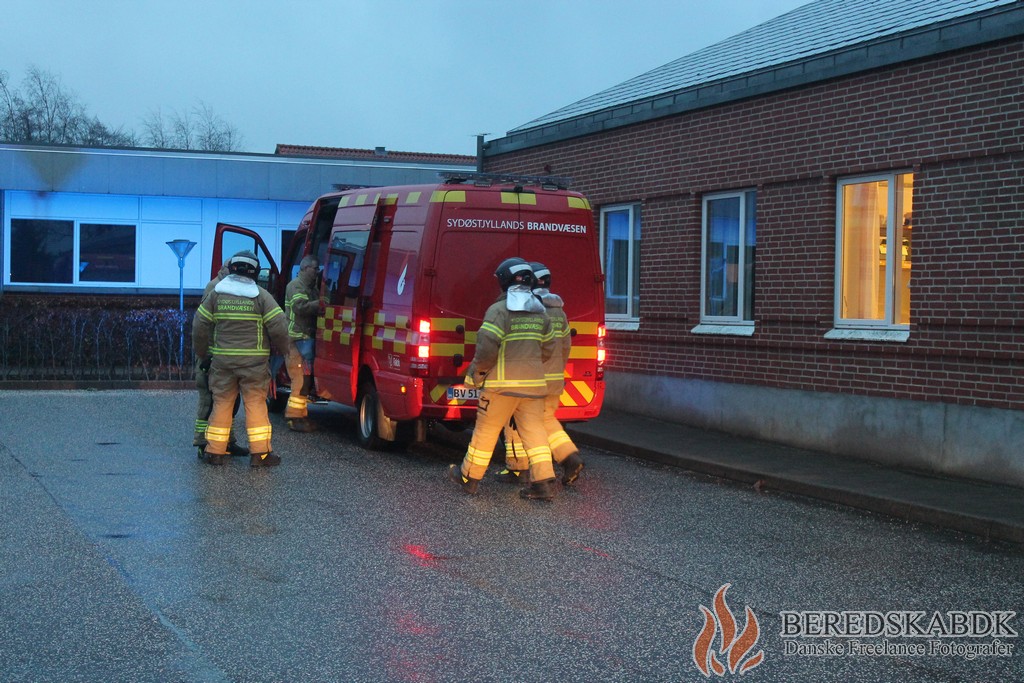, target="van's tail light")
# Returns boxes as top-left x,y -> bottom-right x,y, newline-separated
411,319 -> 431,377
596,324 -> 607,380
